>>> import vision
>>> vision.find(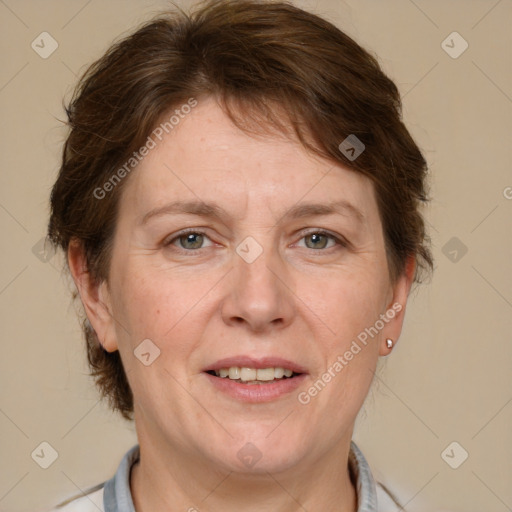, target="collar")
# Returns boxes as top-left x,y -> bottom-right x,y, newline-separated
103,441 -> 378,511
